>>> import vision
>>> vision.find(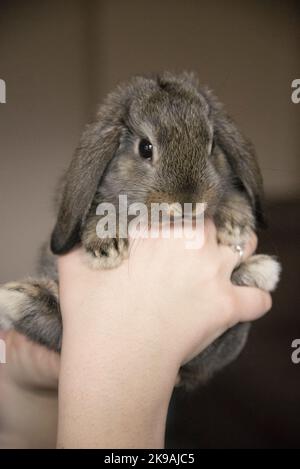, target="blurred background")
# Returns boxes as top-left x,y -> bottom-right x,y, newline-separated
0,0 -> 299,448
